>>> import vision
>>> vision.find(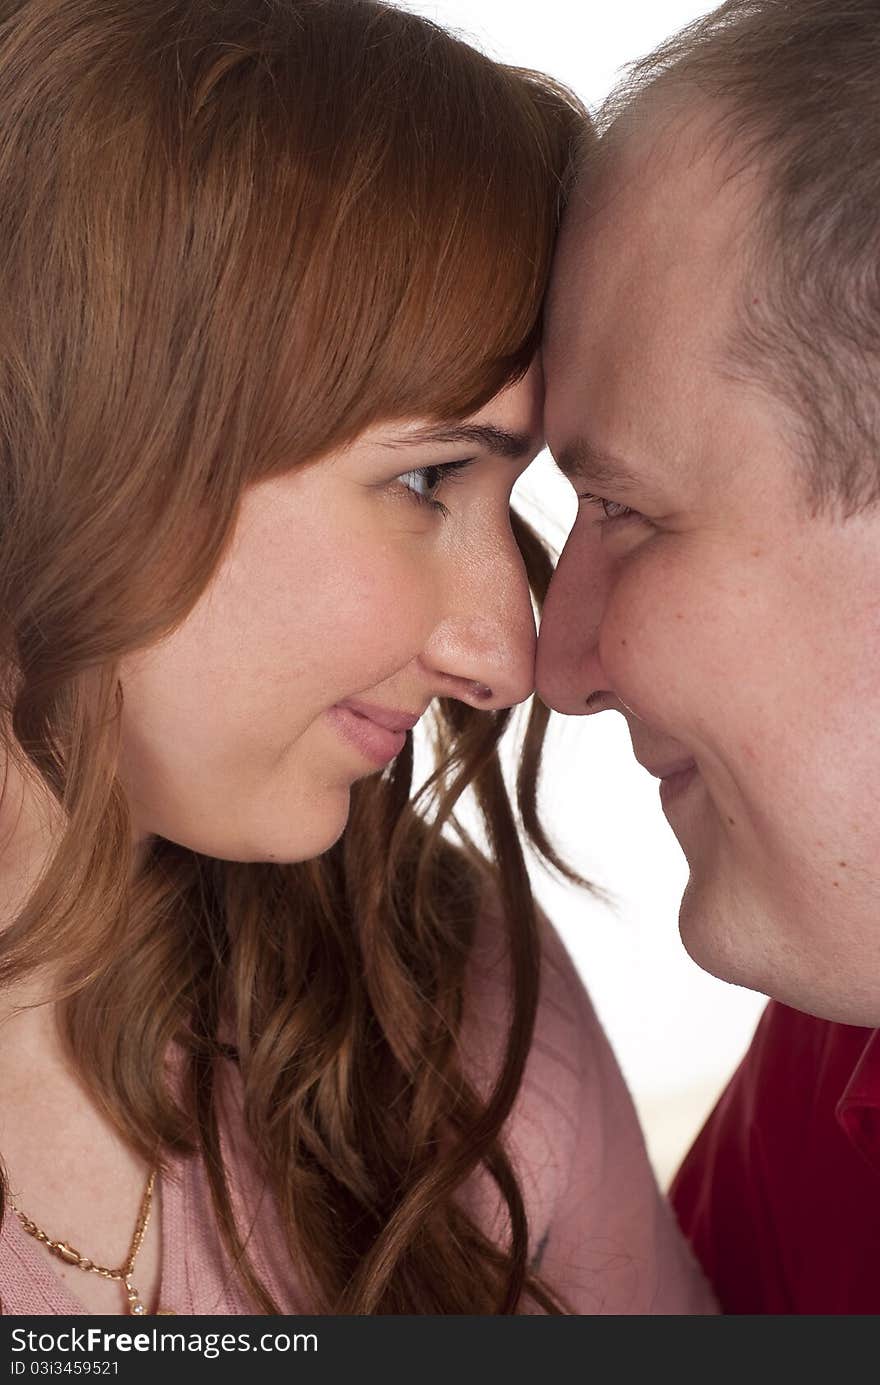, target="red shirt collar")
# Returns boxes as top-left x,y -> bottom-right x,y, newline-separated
836,1027 -> 880,1173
